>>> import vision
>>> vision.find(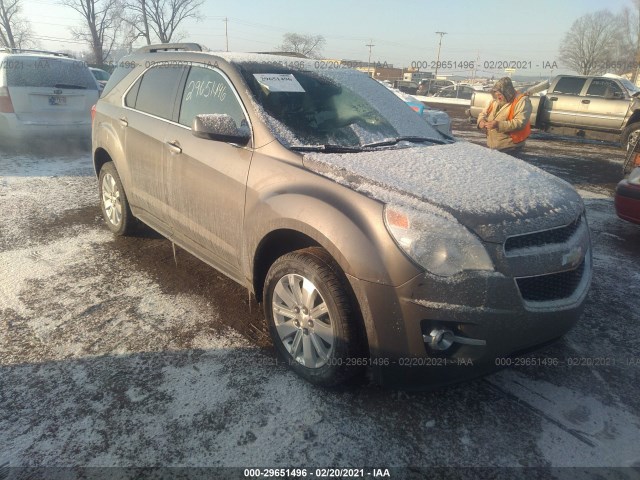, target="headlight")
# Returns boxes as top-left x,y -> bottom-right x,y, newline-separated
628,167 -> 640,185
384,205 -> 494,277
